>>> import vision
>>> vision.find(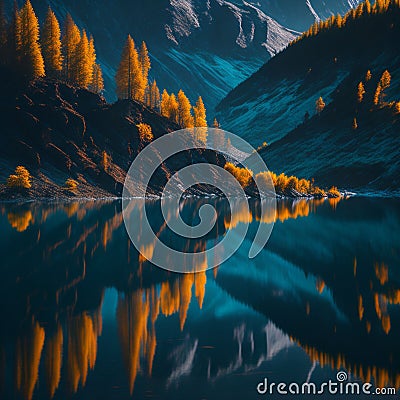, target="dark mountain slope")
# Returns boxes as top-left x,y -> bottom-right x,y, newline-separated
0,73 -> 177,198
260,73 -> 400,192
217,5 -> 400,144
216,4 -> 400,192
0,72 -> 230,199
